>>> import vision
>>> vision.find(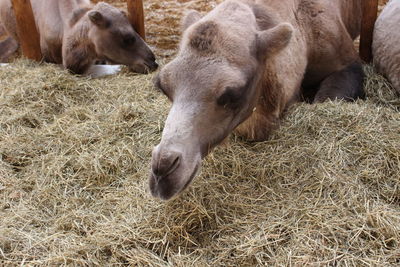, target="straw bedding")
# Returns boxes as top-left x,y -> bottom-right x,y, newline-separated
0,60 -> 399,266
